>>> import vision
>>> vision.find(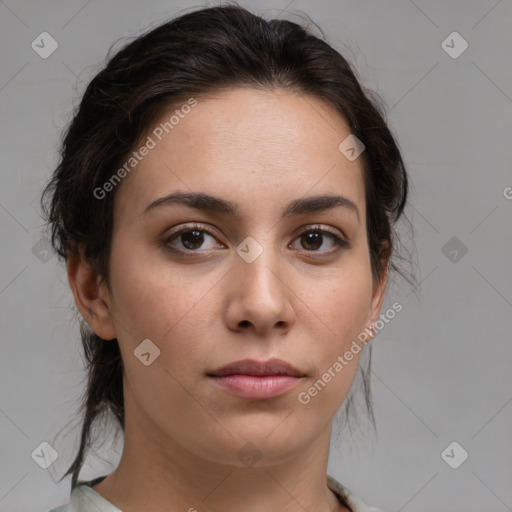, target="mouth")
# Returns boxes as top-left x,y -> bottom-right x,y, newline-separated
207,358 -> 305,378
207,358 -> 305,400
